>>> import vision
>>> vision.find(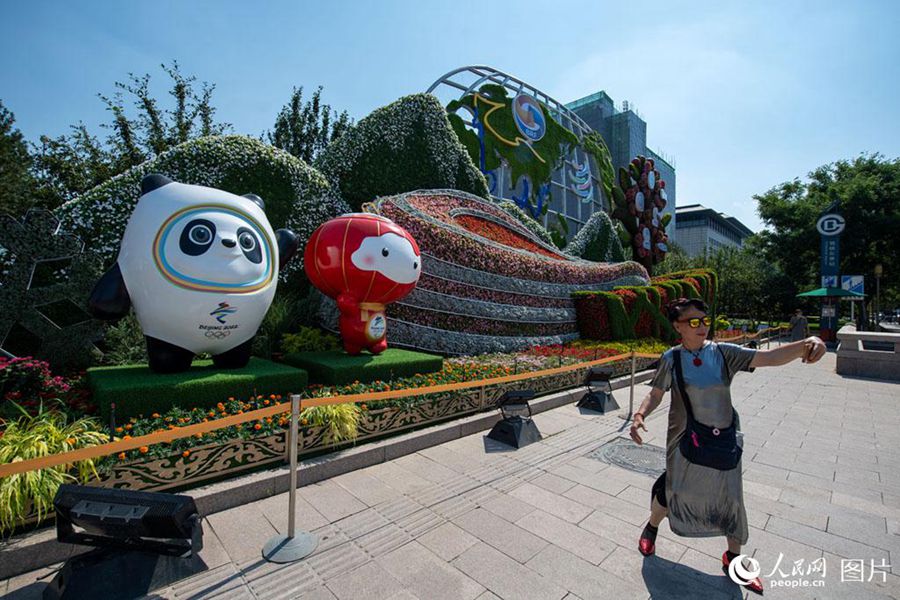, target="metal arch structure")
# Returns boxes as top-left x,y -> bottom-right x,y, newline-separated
426,66 -> 608,237
426,65 -> 595,140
